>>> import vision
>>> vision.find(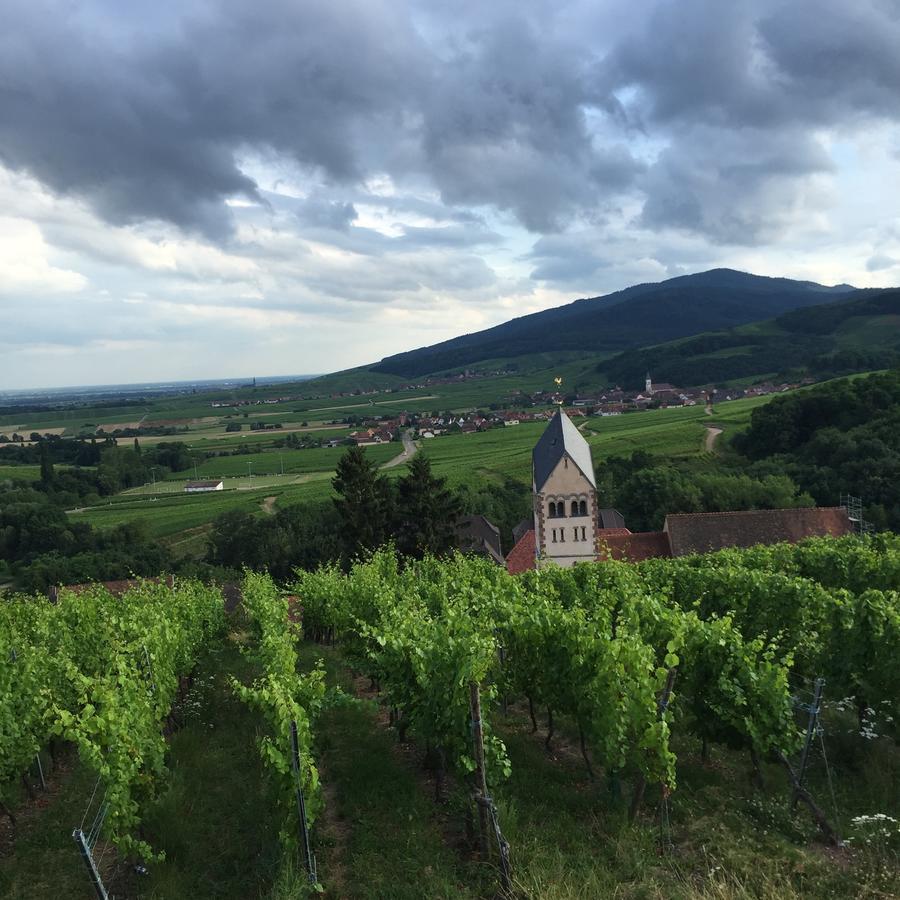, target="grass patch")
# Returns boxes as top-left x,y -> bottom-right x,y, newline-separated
300,644 -> 486,899
140,637 -> 285,899
0,752 -> 108,899
490,703 -> 899,899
